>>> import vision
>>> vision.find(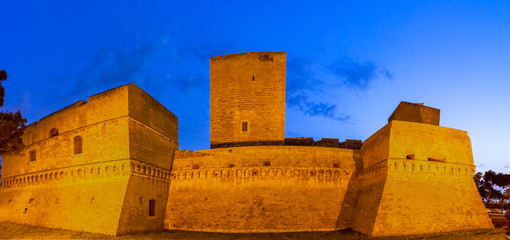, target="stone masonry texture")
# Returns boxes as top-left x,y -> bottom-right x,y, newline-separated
210,52 -> 286,147
0,52 -> 493,237
0,84 -> 178,235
